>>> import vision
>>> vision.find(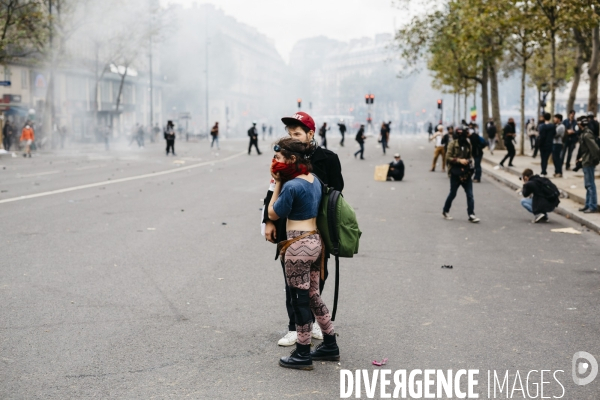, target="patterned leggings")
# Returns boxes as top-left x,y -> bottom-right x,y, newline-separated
284,230 -> 335,345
